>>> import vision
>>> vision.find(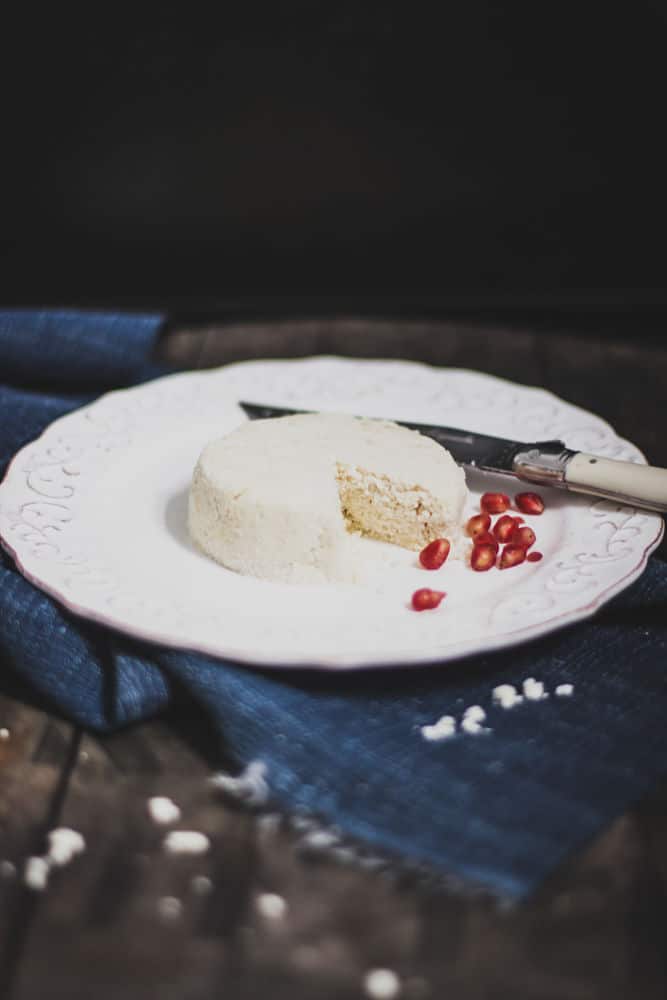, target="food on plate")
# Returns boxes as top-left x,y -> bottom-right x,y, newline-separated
480,492 -> 511,514
515,491 -> 545,515
418,537 -> 451,570
188,412 -> 468,584
468,490 -> 545,573
411,588 -> 447,611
